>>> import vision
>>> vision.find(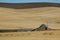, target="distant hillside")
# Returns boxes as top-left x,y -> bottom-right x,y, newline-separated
0,2 -> 60,9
